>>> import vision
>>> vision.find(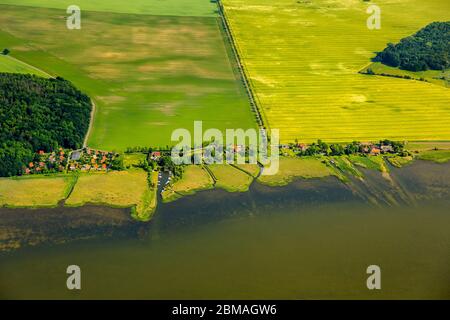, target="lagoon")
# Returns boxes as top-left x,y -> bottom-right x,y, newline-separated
0,161 -> 449,299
